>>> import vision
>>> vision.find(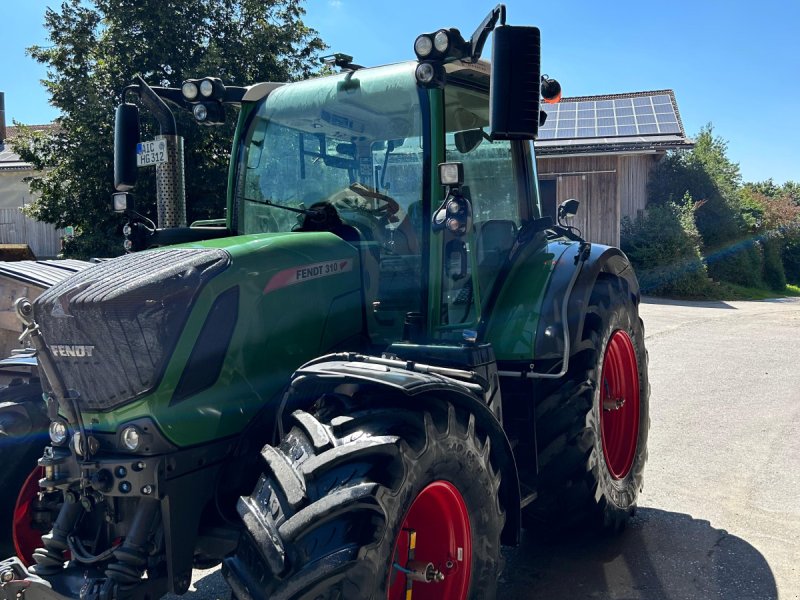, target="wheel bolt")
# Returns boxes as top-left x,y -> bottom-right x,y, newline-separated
1,569 -> 14,583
